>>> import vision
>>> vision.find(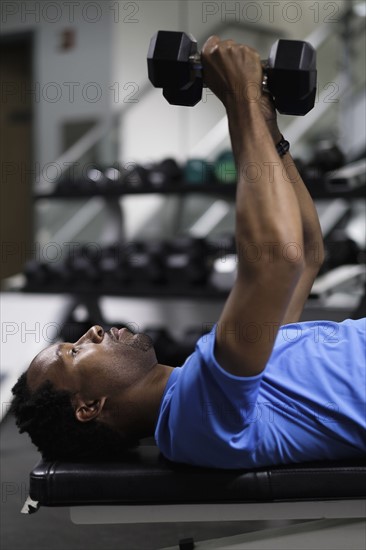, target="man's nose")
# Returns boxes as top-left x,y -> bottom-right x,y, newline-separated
76,325 -> 104,344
